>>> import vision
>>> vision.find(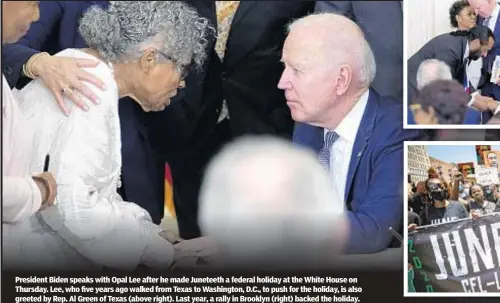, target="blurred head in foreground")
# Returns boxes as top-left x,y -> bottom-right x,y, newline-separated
198,136 -> 346,269
412,80 -> 469,125
416,59 -> 452,91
